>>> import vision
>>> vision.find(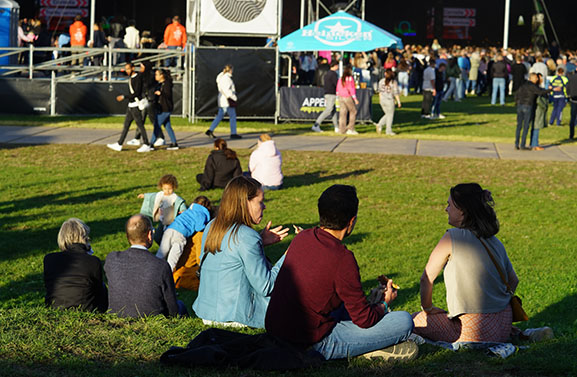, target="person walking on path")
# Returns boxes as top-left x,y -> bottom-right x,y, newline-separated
376,69 -> 401,135
163,16 -> 186,67
336,64 -> 359,135
205,65 -> 241,139
107,62 -> 152,153
549,67 -> 568,126
312,60 -> 339,133
152,69 -> 179,150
